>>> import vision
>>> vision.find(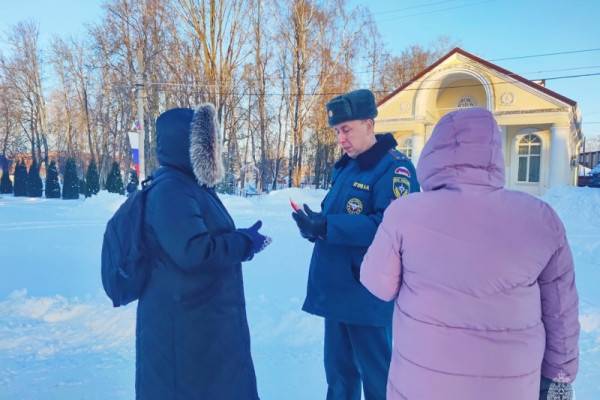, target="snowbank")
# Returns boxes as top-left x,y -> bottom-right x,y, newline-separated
0,186 -> 599,398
